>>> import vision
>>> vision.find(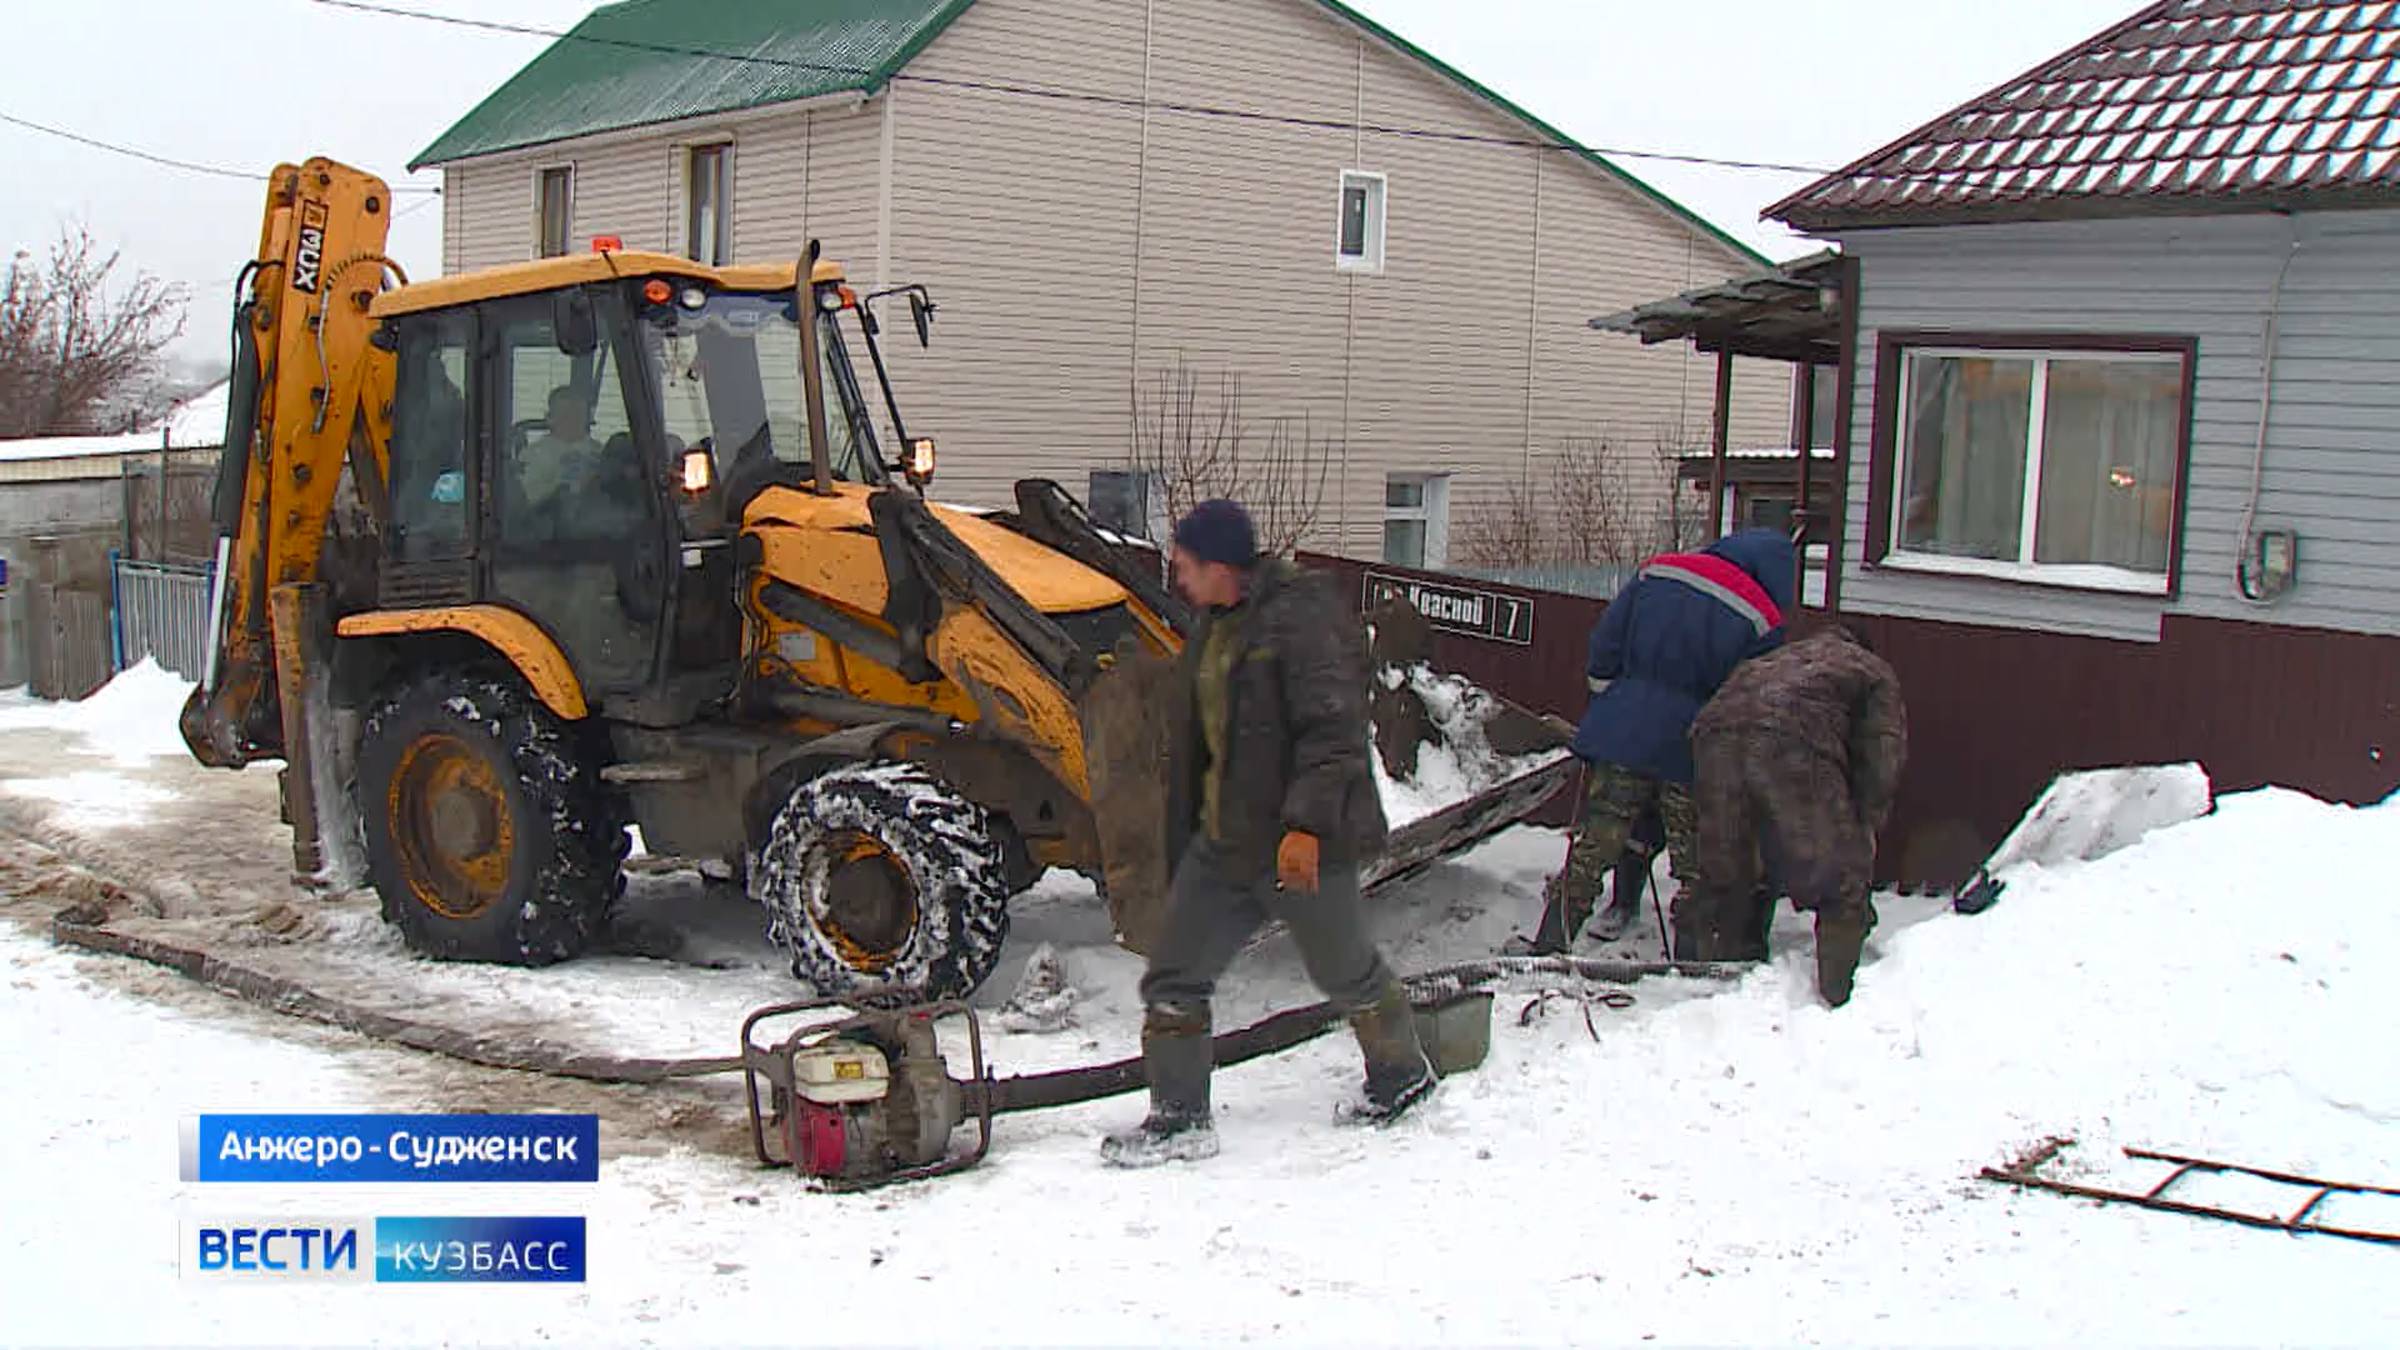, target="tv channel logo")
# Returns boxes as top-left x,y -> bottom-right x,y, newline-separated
186,1218 -> 585,1284
182,1218 -> 370,1284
